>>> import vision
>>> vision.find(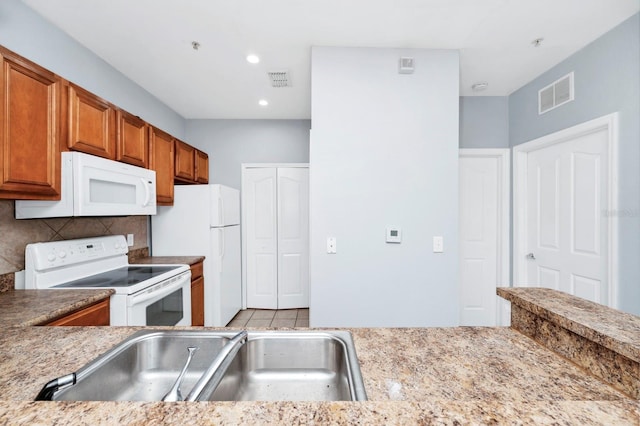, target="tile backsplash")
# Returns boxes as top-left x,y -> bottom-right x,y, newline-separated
0,200 -> 148,275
